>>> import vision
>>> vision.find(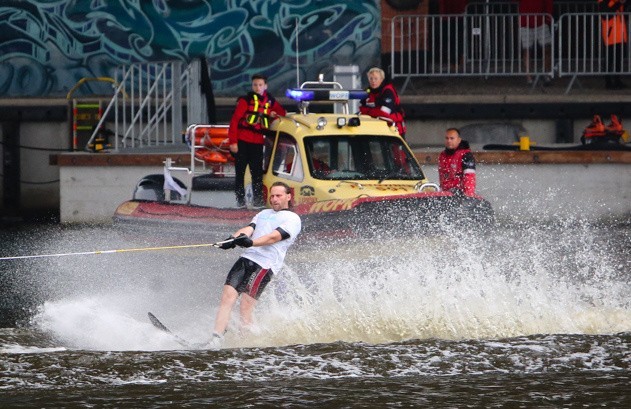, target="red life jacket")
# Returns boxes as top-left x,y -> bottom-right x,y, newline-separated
438,141 -> 477,196
360,83 -> 407,137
